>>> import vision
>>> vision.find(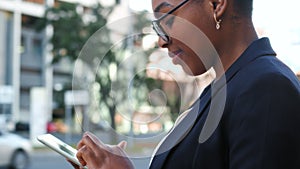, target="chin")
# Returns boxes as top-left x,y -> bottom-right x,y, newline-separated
182,66 -> 207,76
181,65 -> 195,76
